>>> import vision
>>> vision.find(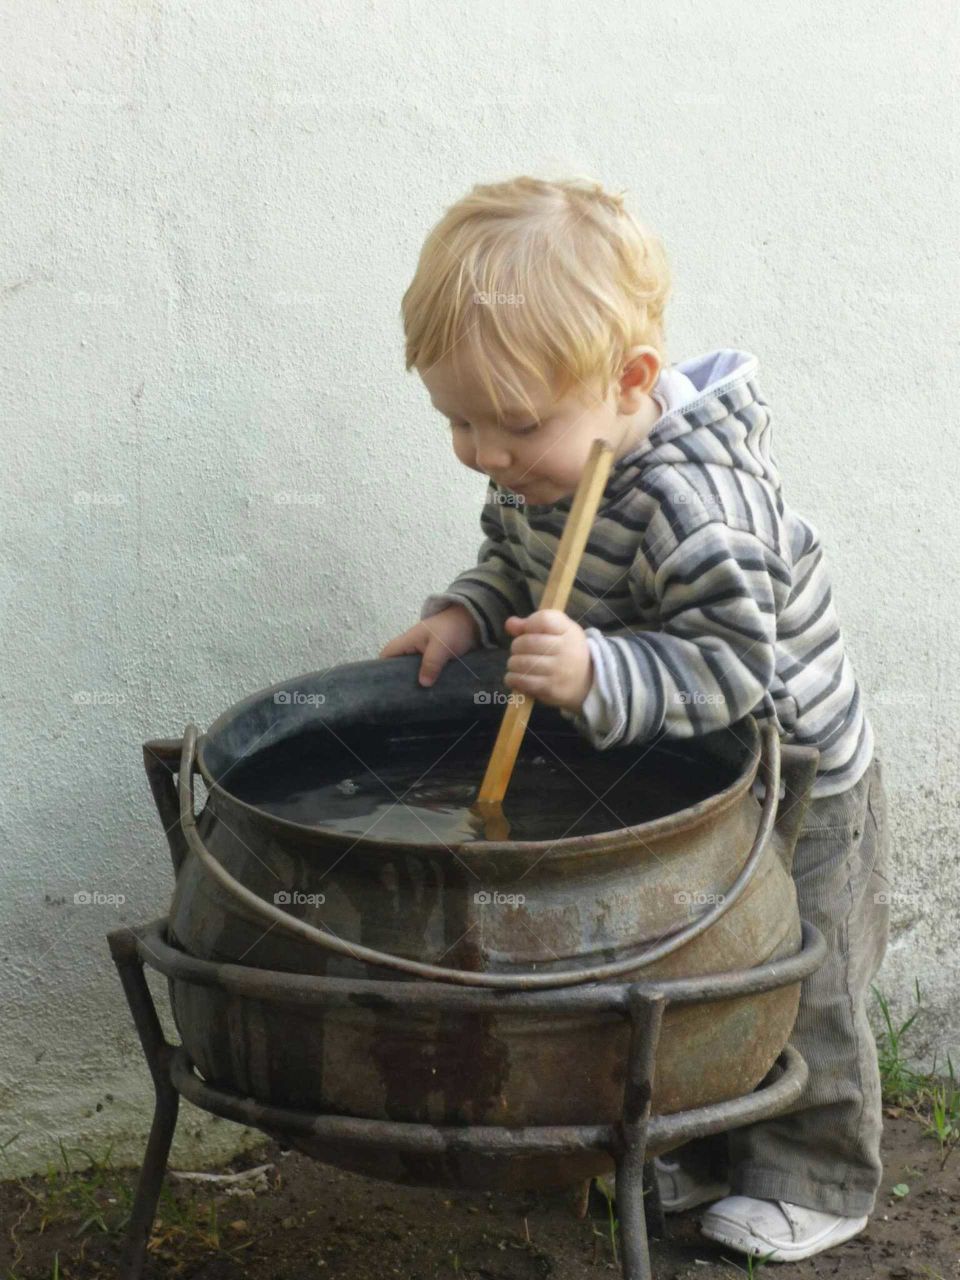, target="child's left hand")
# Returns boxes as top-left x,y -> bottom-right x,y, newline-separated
503,610 -> 593,714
